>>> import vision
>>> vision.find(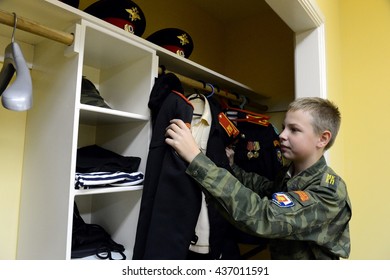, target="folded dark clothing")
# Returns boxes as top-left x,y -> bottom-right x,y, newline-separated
76,145 -> 141,173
